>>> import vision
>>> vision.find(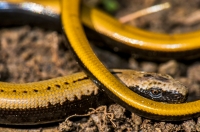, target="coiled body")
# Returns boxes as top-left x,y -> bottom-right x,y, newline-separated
0,0 -> 199,125
62,0 -> 200,122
